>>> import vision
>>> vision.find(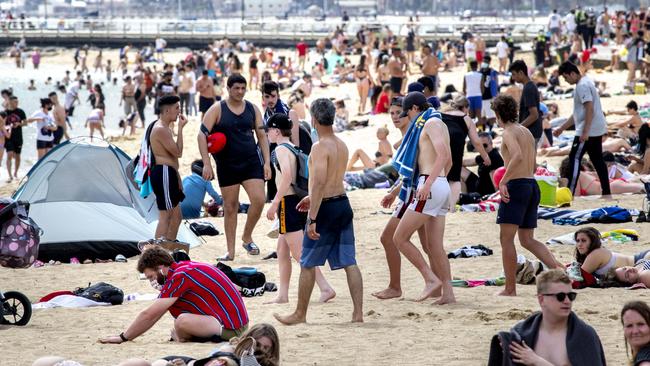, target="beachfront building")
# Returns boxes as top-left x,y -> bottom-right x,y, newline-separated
222,0 -> 291,18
